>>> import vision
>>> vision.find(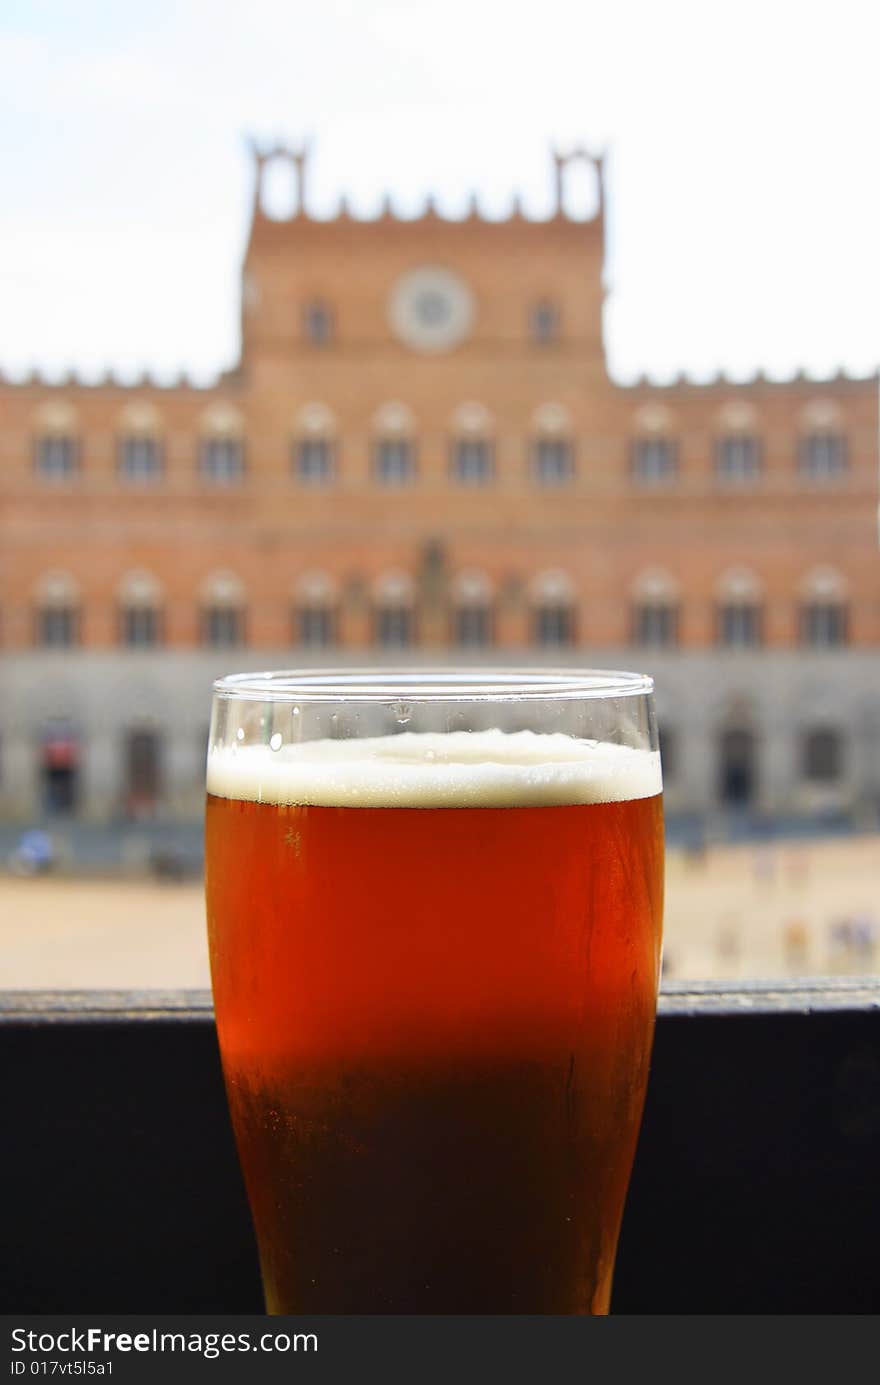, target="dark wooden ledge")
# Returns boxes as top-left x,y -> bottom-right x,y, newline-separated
2,976 -> 878,1022
2,980 -> 879,1314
